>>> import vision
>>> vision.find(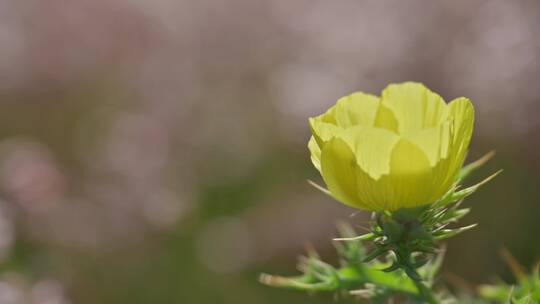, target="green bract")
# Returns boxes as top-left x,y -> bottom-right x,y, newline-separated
308,82 -> 474,211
